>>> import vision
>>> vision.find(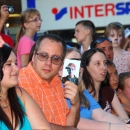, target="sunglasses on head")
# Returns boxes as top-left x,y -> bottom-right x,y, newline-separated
95,37 -> 112,44
91,37 -> 112,48
114,22 -> 123,28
